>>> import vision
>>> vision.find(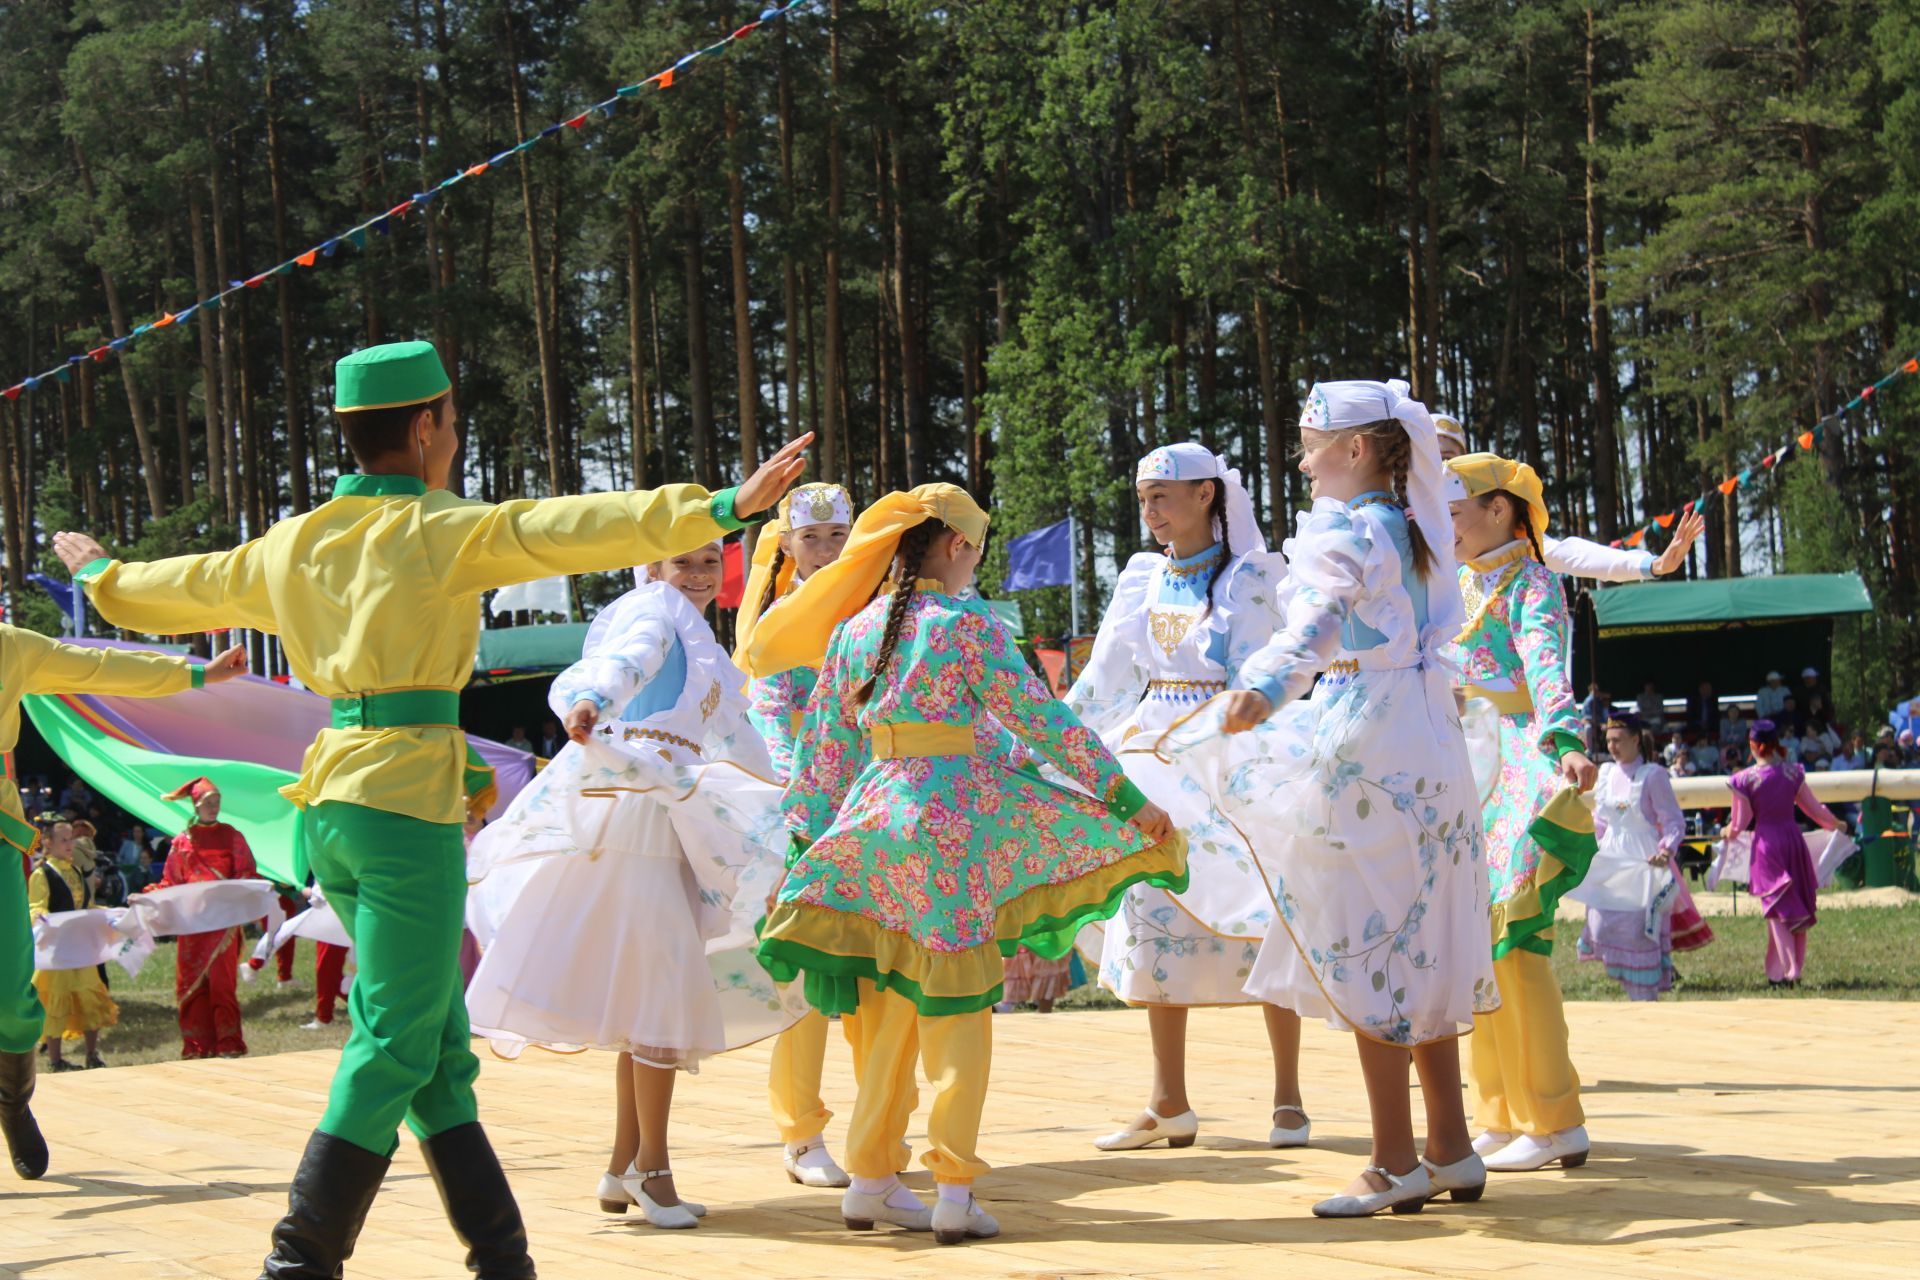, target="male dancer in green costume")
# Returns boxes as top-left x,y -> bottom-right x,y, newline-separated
57,341 -> 811,1278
